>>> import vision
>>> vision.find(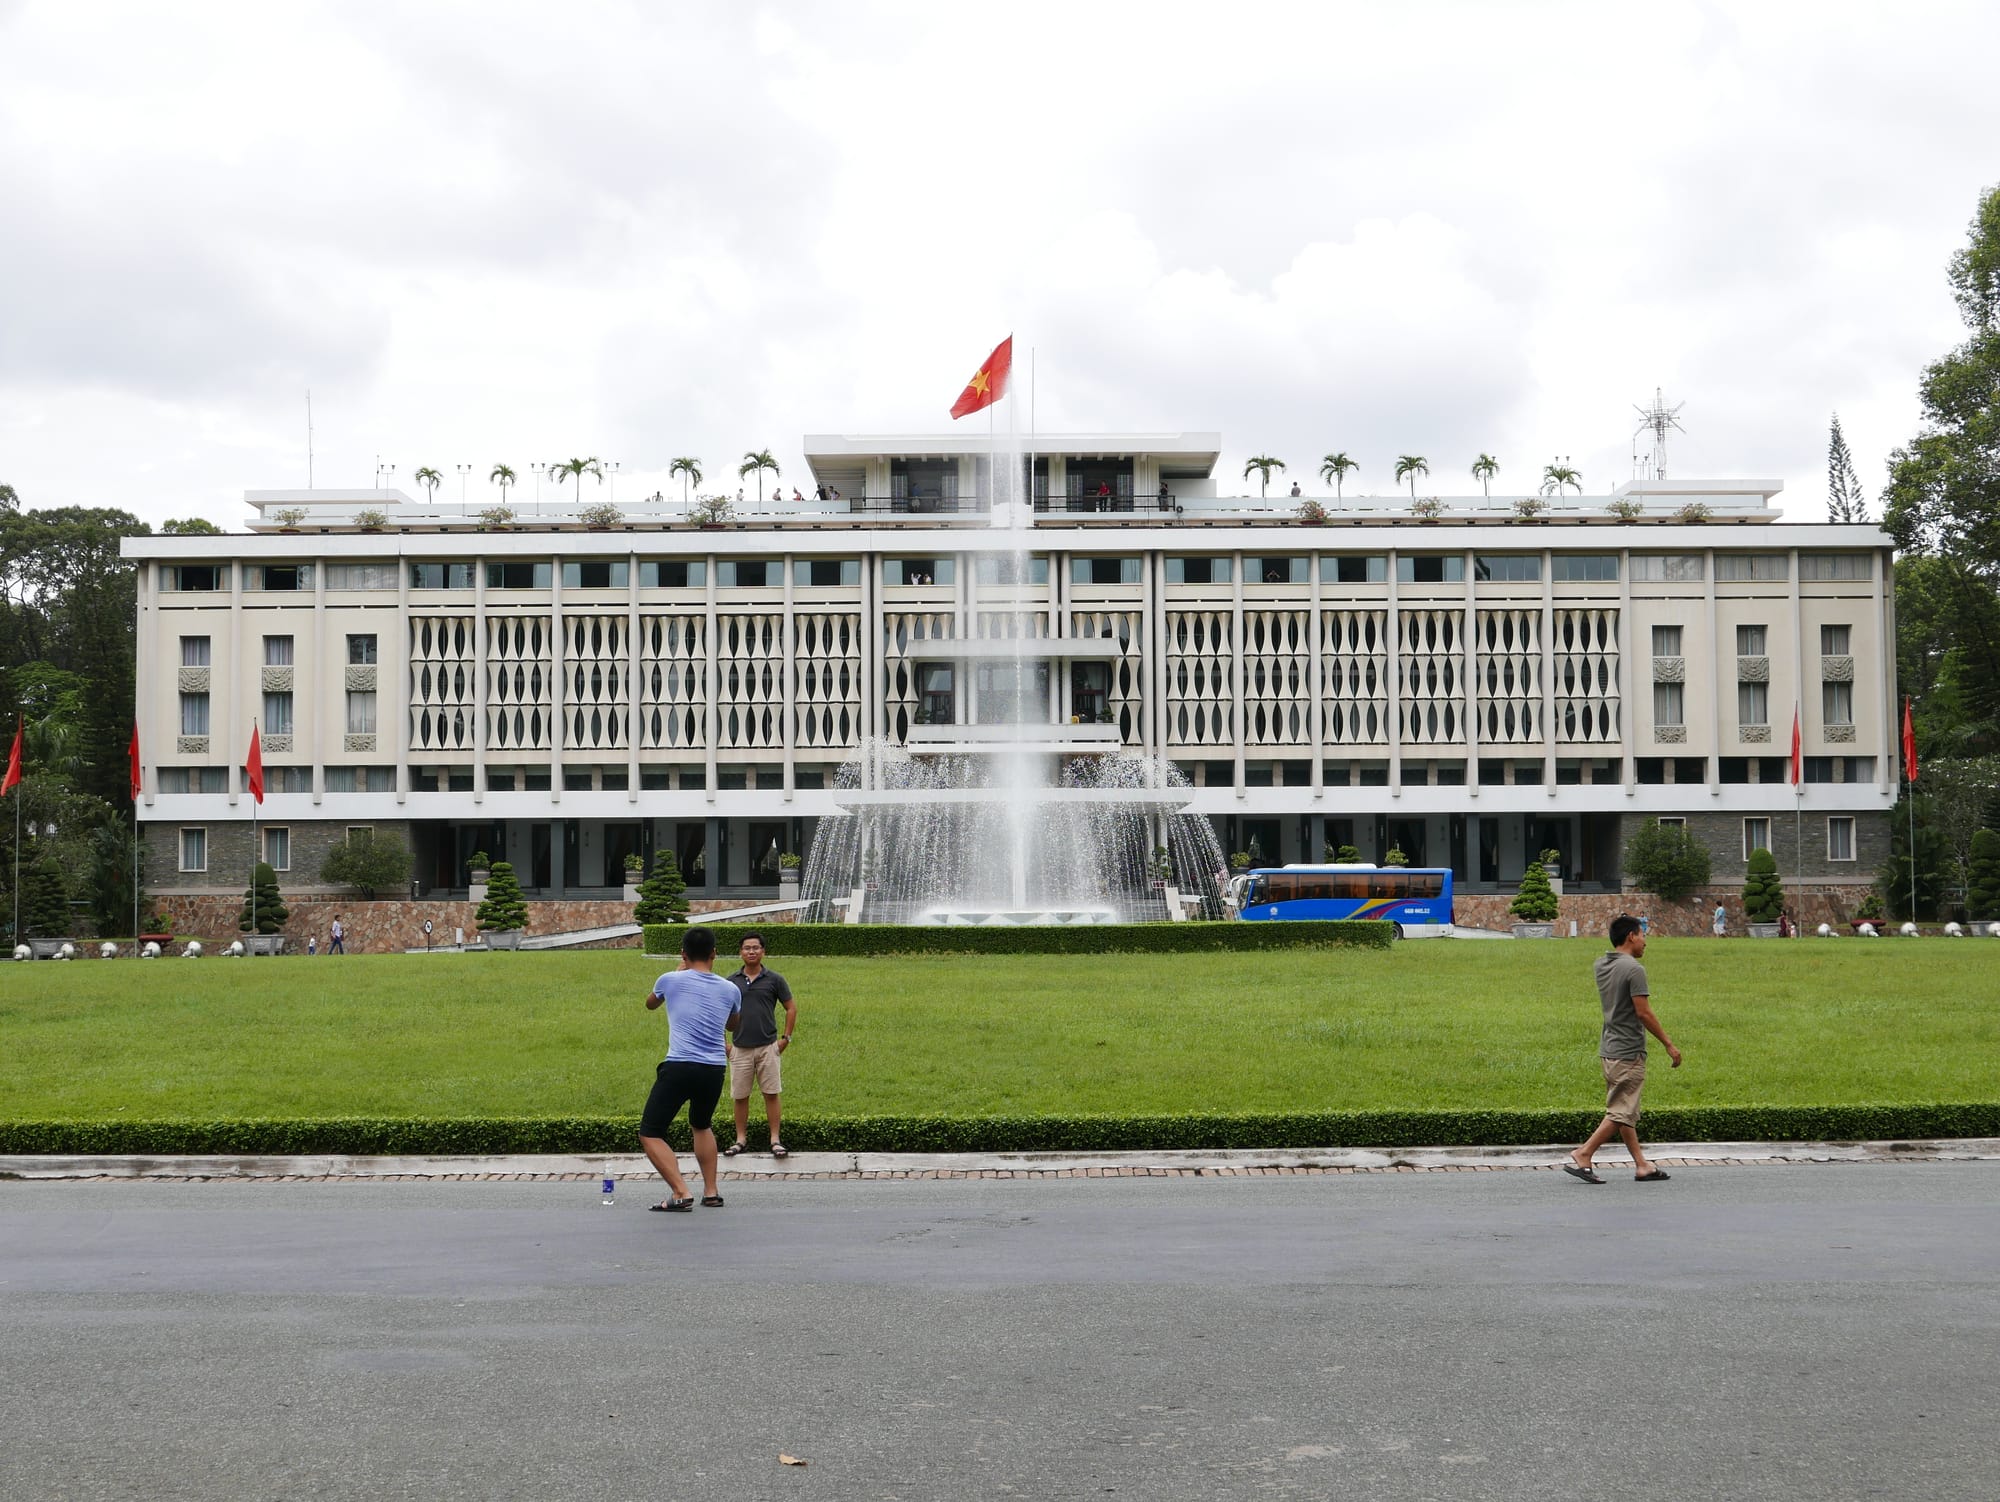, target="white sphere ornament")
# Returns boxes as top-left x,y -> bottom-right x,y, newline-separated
59,942 -> 75,960
1945,921 -> 1964,937
142,941 -> 161,959
12,944 -> 28,961
227,940 -> 245,957
1817,923 -> 1832,937
1900,921 -> 1919,938
1859,923 -> 1878,937
184,940 -> 203,958
1989,923 -> 2000,939
100,941 -> 118,958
